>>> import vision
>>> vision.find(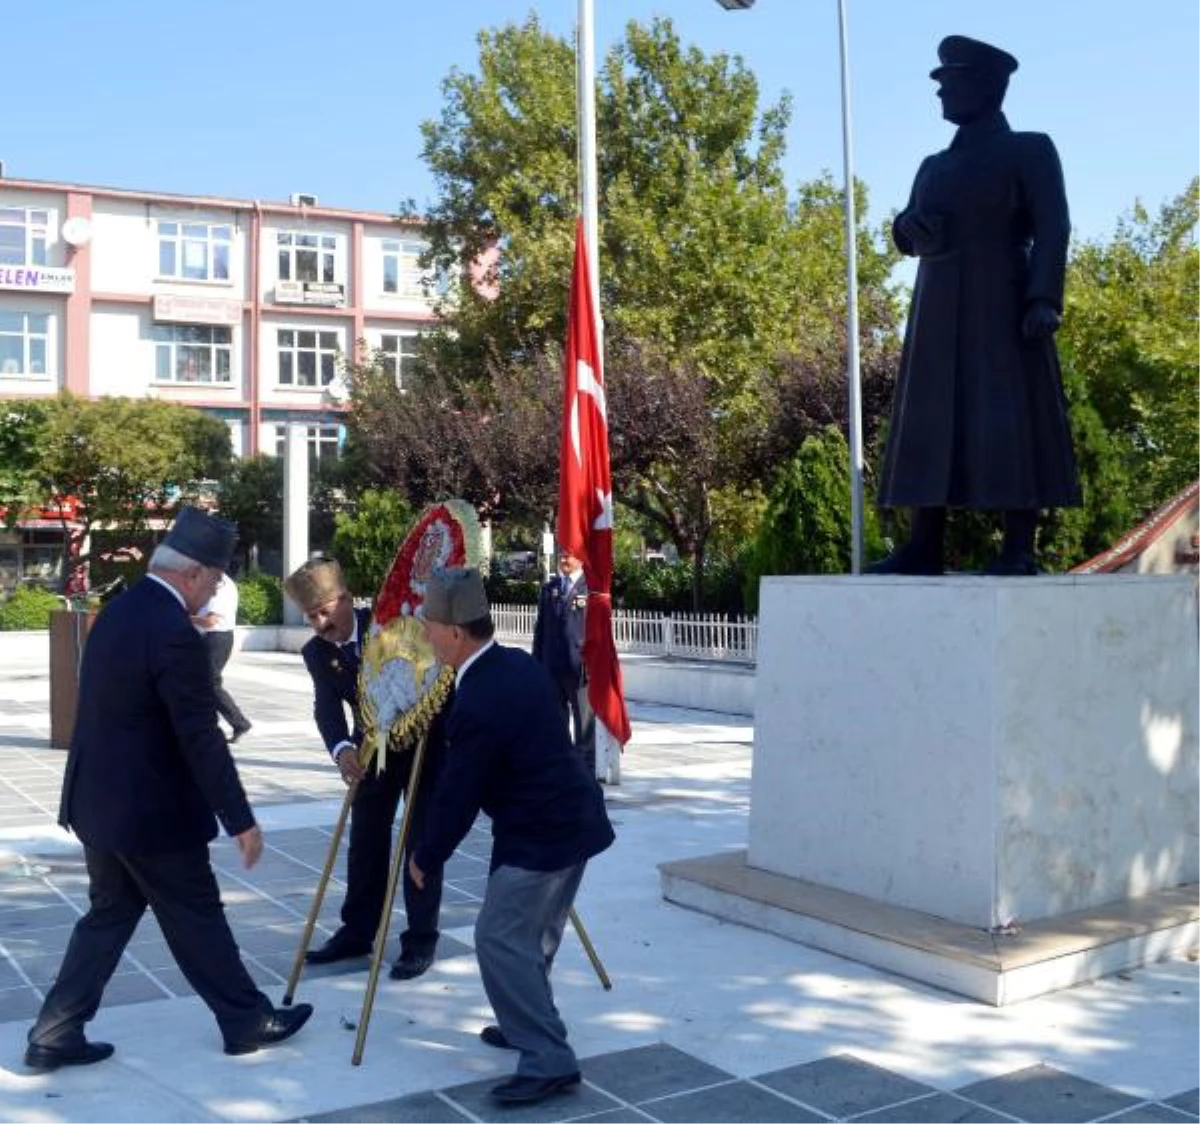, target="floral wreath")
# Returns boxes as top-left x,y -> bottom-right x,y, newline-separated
358,499 -> 483,772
